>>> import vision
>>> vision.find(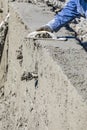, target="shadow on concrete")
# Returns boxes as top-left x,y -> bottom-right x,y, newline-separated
80,42 -> 87,52
75,37 -> 87,52
0,25 -> 8,63
65,24 -> 87,52
65,24 -> 77,36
